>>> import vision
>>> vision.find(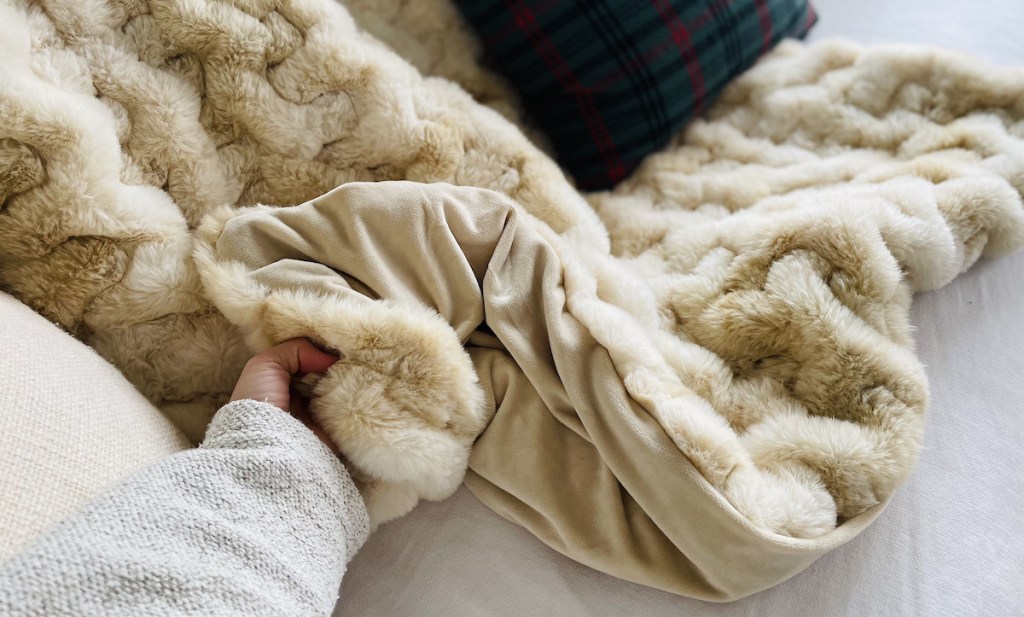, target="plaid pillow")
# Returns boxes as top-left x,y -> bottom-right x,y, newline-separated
454,0 -> 817,189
